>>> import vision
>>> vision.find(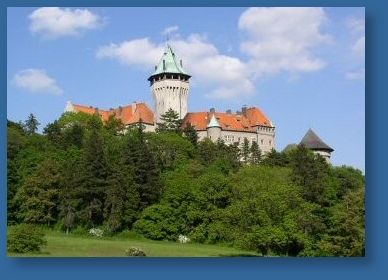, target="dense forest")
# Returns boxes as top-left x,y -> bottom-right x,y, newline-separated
7,110 -> 365,256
